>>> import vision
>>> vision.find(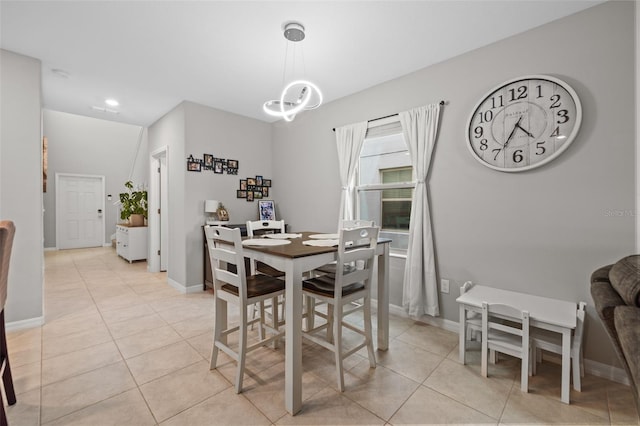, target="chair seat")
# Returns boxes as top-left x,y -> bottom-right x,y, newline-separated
221,274 -> 285,298
315,263 -> 356,276
303,275 -> 364,298
256,262 -> 285,278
